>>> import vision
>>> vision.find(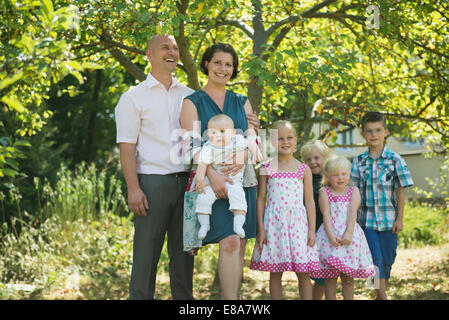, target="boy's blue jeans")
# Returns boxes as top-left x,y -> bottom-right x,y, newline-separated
362,228 -> 398,279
